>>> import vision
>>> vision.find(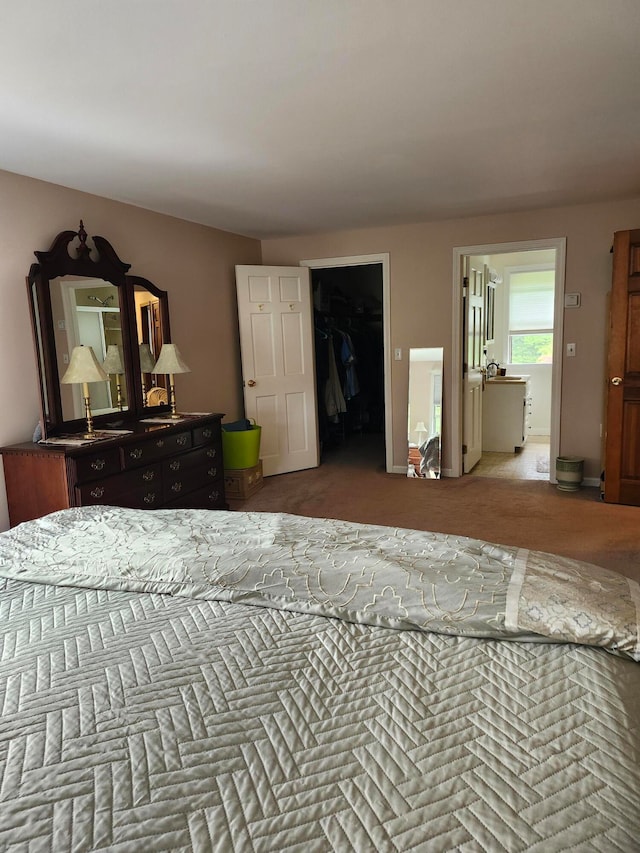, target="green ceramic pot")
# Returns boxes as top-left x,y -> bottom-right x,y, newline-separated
556,456 -> 584,491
